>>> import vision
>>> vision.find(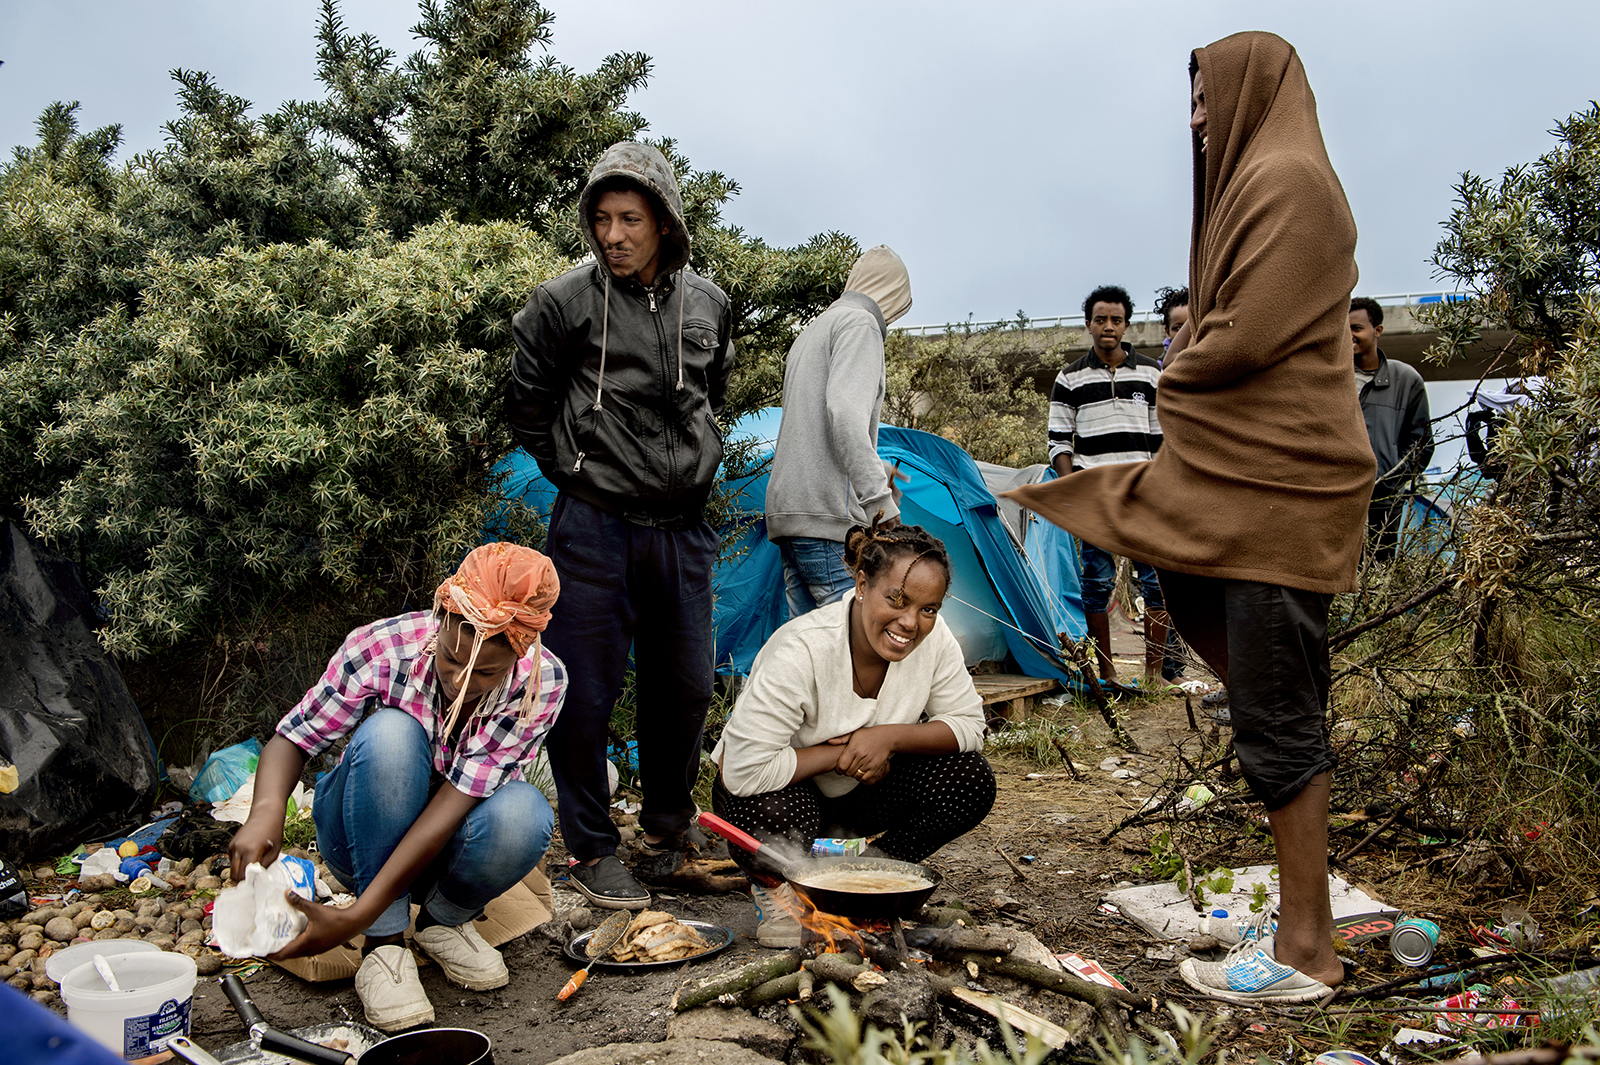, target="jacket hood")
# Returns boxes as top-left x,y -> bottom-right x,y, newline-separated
579,141 -> 691,280
845,245 -> 913,326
